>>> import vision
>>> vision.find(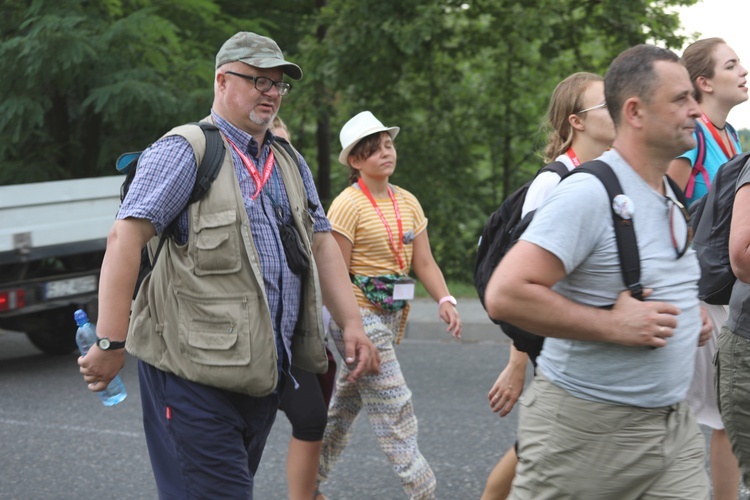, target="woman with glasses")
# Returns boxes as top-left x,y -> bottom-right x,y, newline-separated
482,72 -> 615,500
316,111 -> 462,500
666,37 -> 747,500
